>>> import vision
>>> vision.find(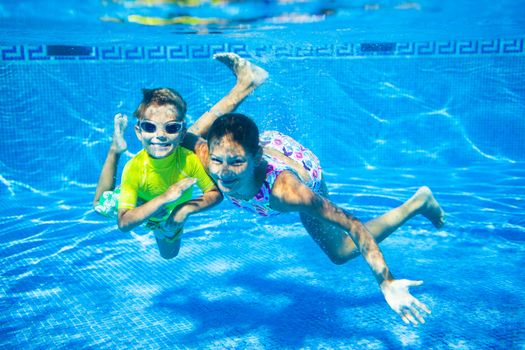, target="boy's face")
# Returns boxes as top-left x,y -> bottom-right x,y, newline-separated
135,104 -> 186,159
